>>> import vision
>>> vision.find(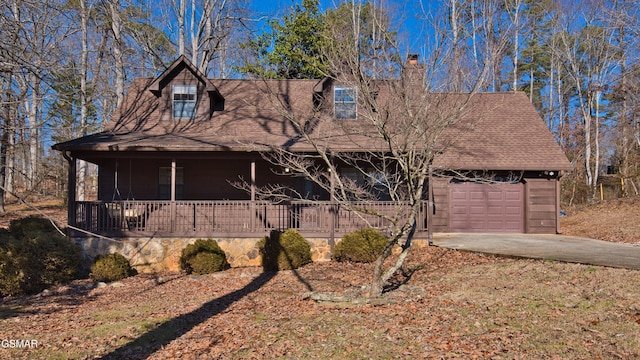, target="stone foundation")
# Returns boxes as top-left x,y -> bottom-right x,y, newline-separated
73,236 -> 337,272
74,235 -> 430,273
